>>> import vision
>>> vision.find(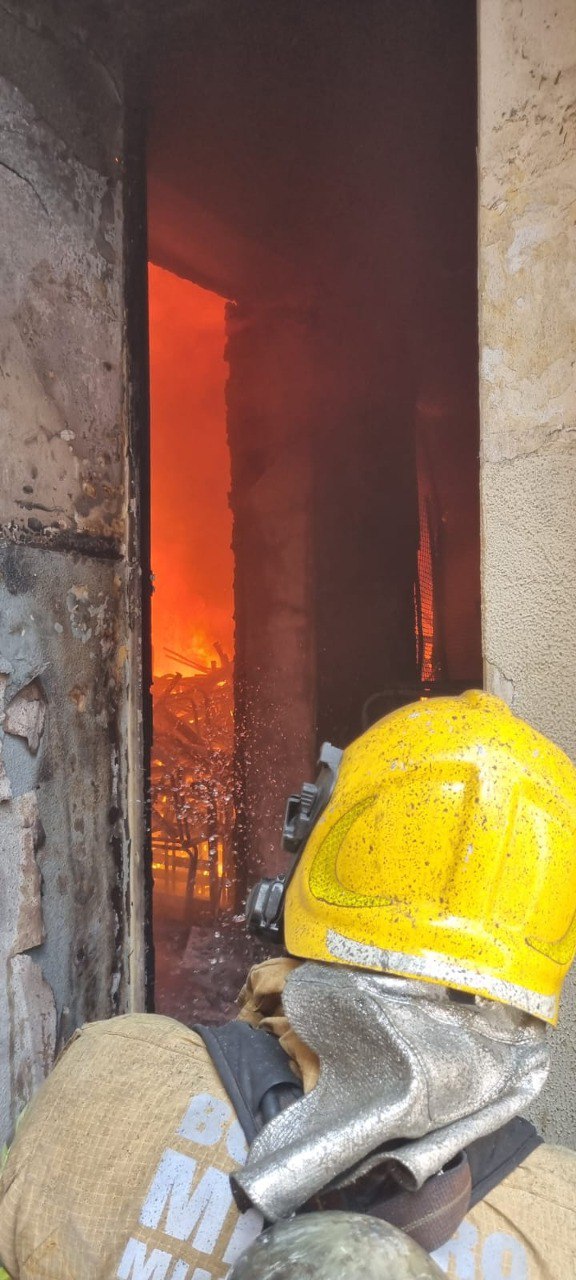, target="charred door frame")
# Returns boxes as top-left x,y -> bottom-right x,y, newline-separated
124,65 -> 155,1011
